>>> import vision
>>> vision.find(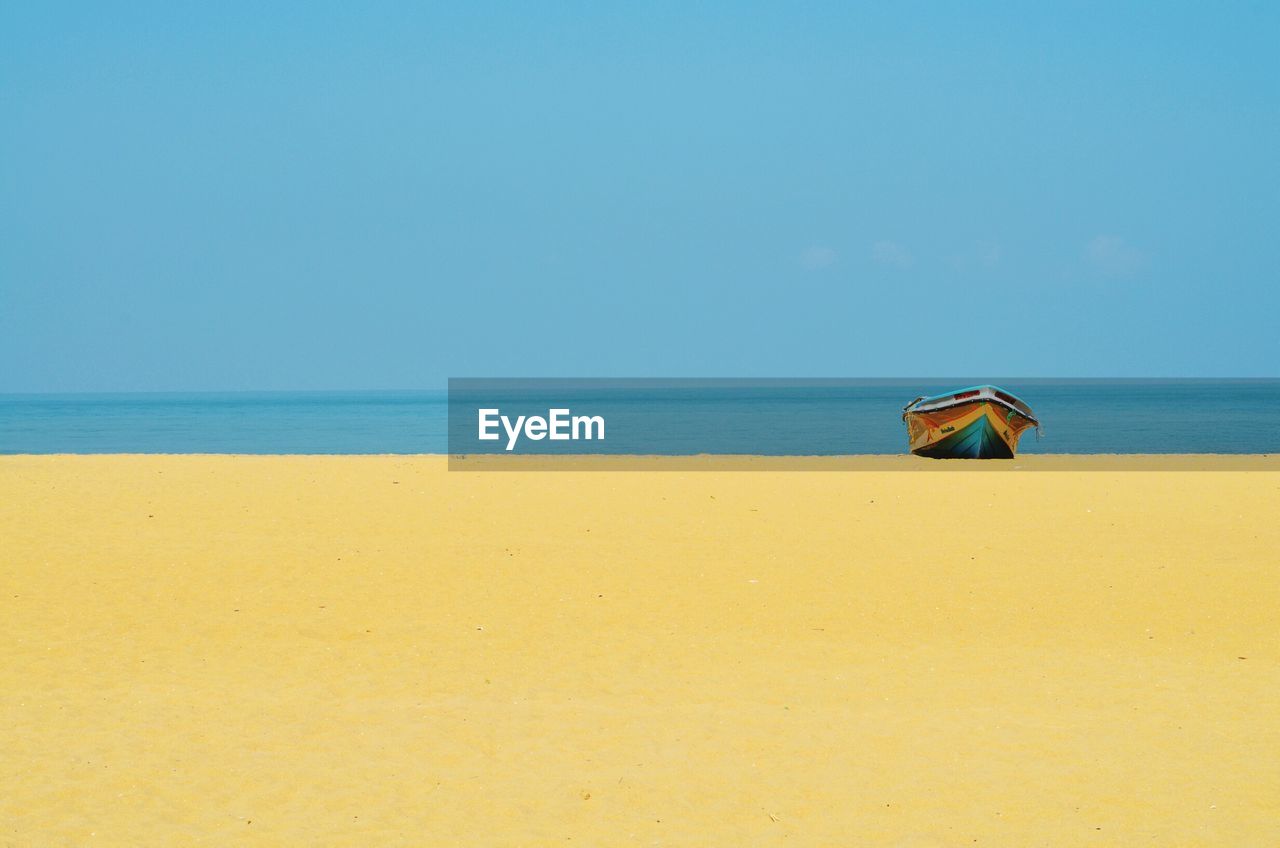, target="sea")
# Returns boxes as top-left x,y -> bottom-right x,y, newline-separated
2,380 -> 1278,455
